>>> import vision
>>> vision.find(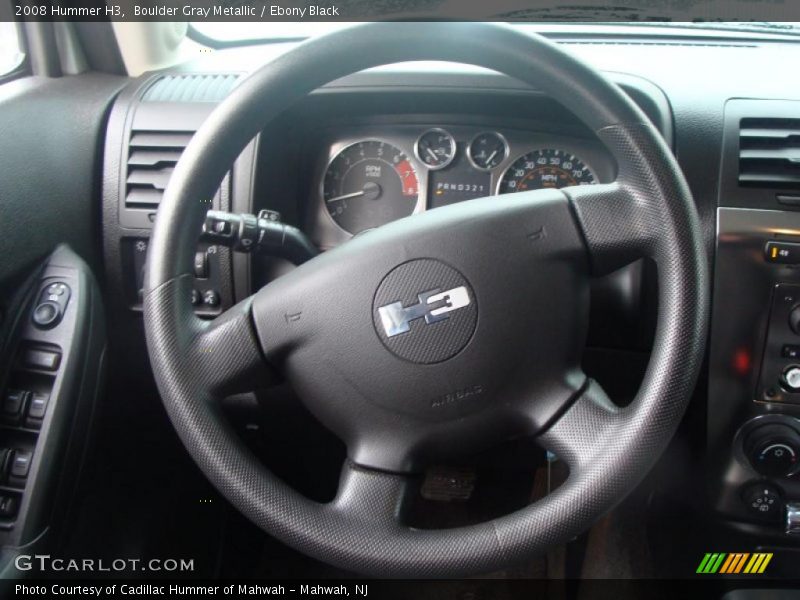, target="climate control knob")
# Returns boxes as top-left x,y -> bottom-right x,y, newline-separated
790,305 -> 800,335
745,423 -> 800,478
